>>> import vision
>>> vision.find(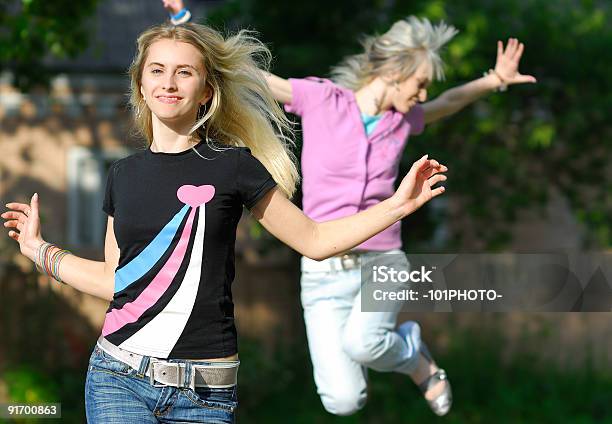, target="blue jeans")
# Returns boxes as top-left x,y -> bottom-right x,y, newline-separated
85,345 -> 237,423
300,250 -> 421,416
